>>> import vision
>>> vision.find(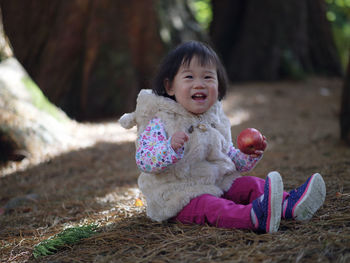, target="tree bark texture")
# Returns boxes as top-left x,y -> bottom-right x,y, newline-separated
210,0 -> 343,82
0,0 -> 165,120
340,54 -> 350,145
